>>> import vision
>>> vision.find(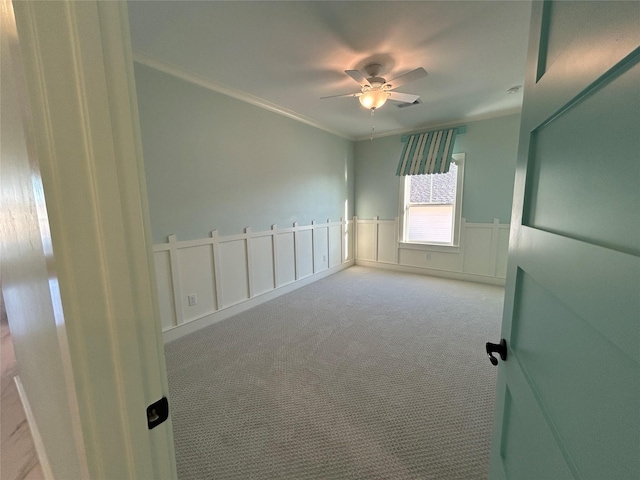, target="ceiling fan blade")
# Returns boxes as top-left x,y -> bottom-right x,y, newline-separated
345,70 -> 370,87
386,67 -> 427,89
320,92 -> 361,99
388,92 -> 420,103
